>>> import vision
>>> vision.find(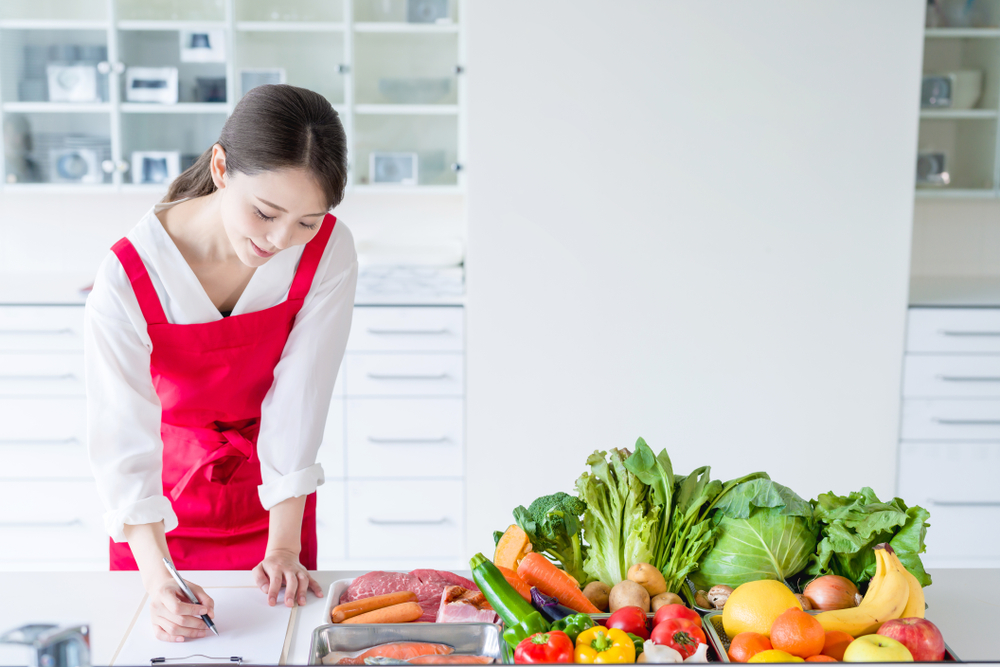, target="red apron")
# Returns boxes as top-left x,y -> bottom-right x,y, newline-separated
107,214 -> 337,571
